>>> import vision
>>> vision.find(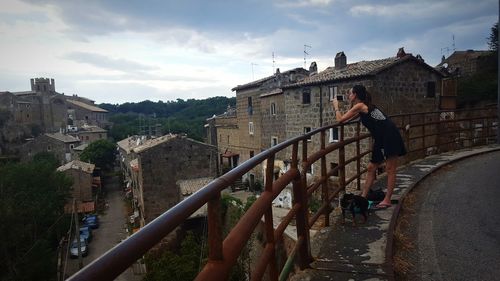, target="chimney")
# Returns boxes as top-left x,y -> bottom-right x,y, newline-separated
397,47 -> 406,58
275,68 -> 280,75
334,52 -> 347,69
30,78 -> 35,91
309,62 -> 317,76
416,54 -> 424,62
441,55 -> 445,63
